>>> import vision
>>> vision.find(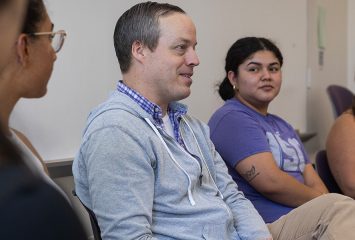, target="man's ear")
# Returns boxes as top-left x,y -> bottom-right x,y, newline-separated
16,34 -> 30,66
131,40 -> 146,63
